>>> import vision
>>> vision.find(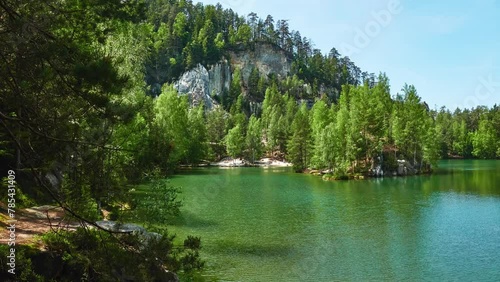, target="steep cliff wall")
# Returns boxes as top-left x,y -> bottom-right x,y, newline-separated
174,64 -> 216,109
173,43 -> 292,109
208,59 -> 231,100
229,43 -> 292,86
